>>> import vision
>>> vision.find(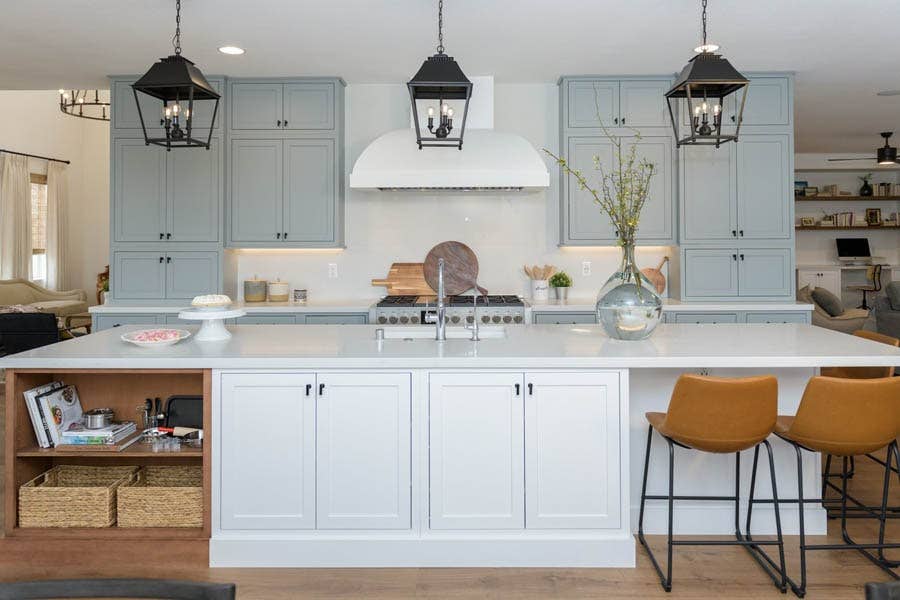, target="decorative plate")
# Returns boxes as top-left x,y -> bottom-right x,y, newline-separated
121,328 -> 191,347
